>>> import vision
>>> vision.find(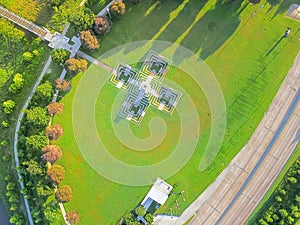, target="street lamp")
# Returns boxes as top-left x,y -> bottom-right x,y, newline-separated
180,190 -> 186,202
